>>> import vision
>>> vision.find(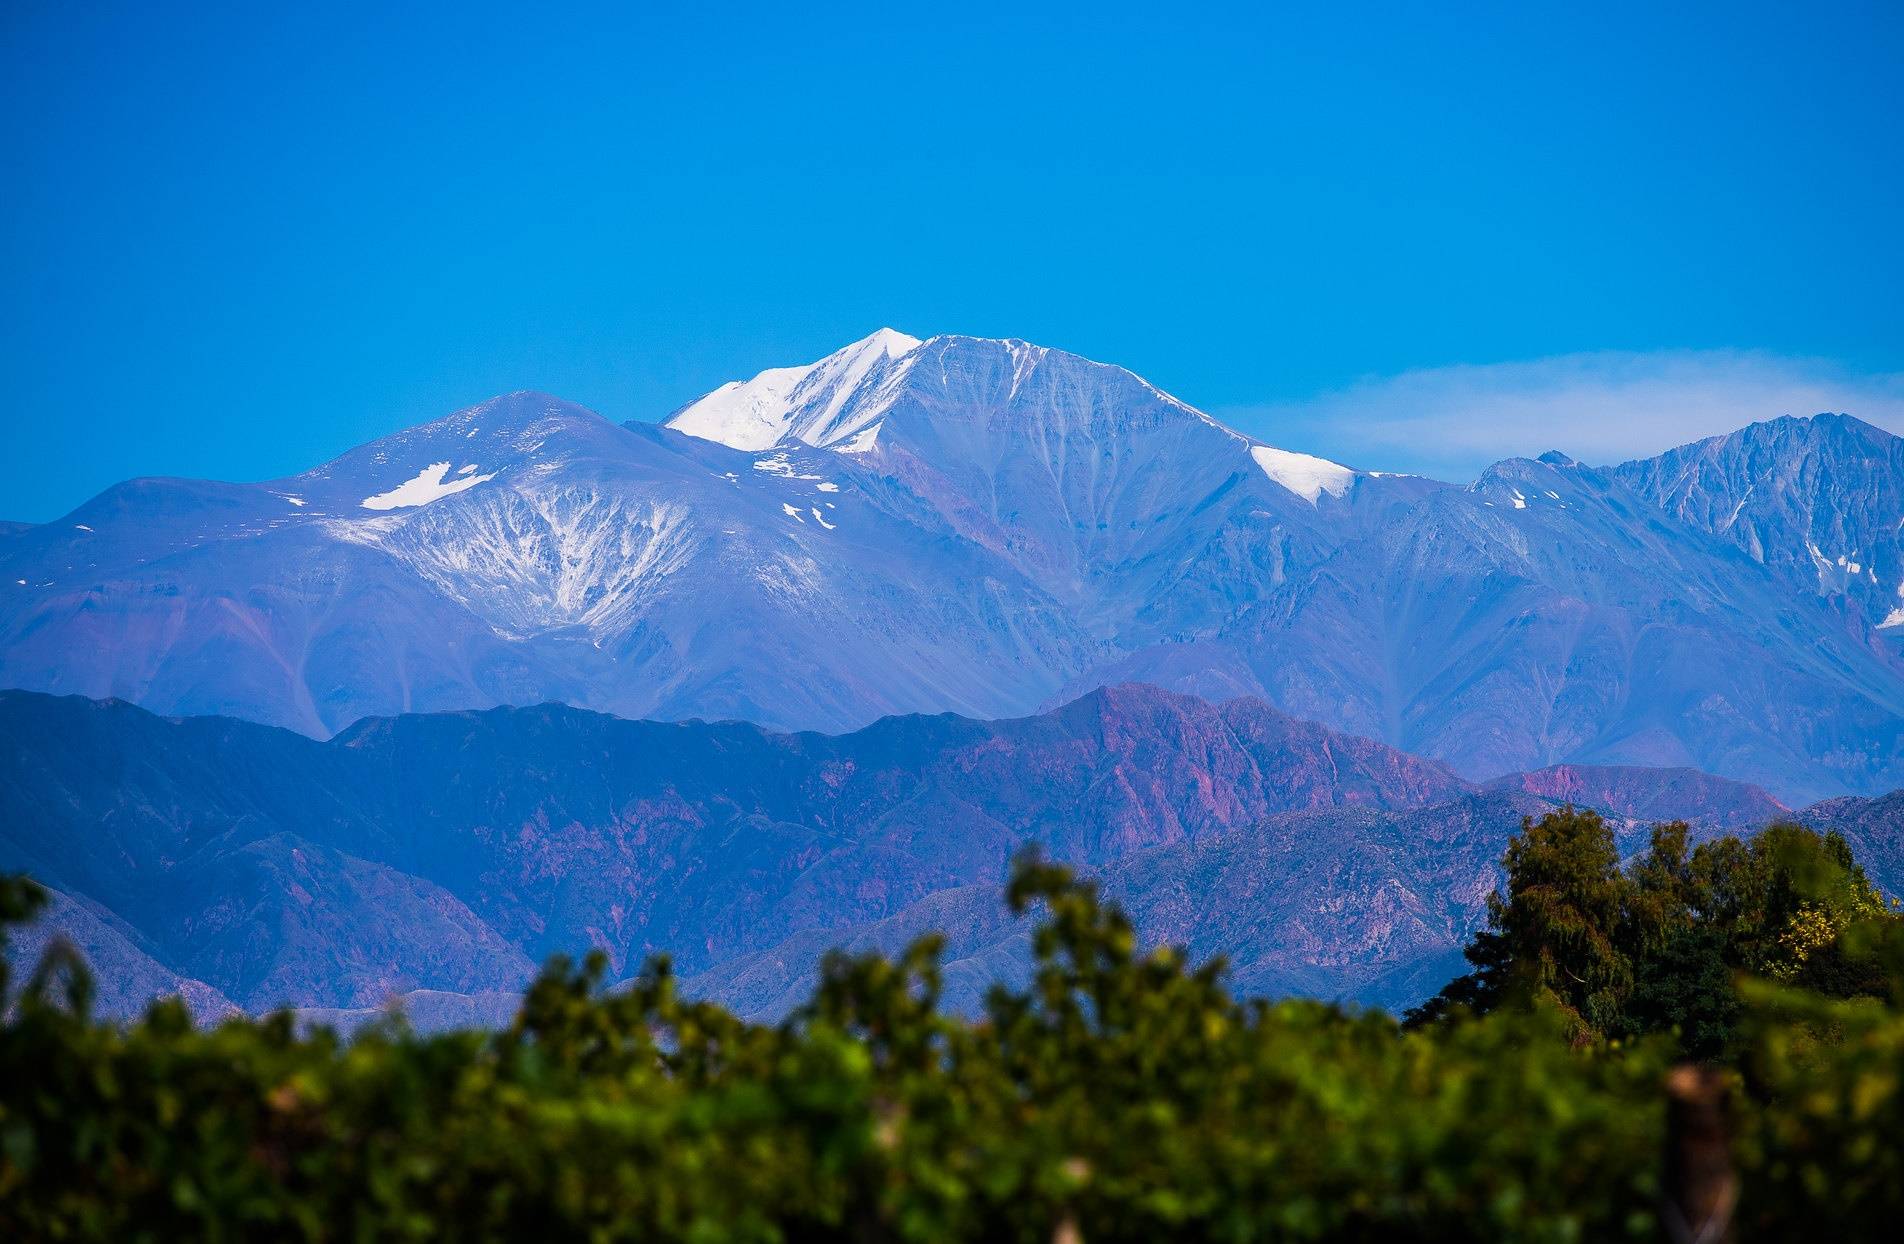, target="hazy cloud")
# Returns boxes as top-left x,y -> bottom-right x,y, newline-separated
1218,351 -> 1904,484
